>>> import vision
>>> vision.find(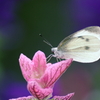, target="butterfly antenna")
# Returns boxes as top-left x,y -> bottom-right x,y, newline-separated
39,34 -> 53,47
